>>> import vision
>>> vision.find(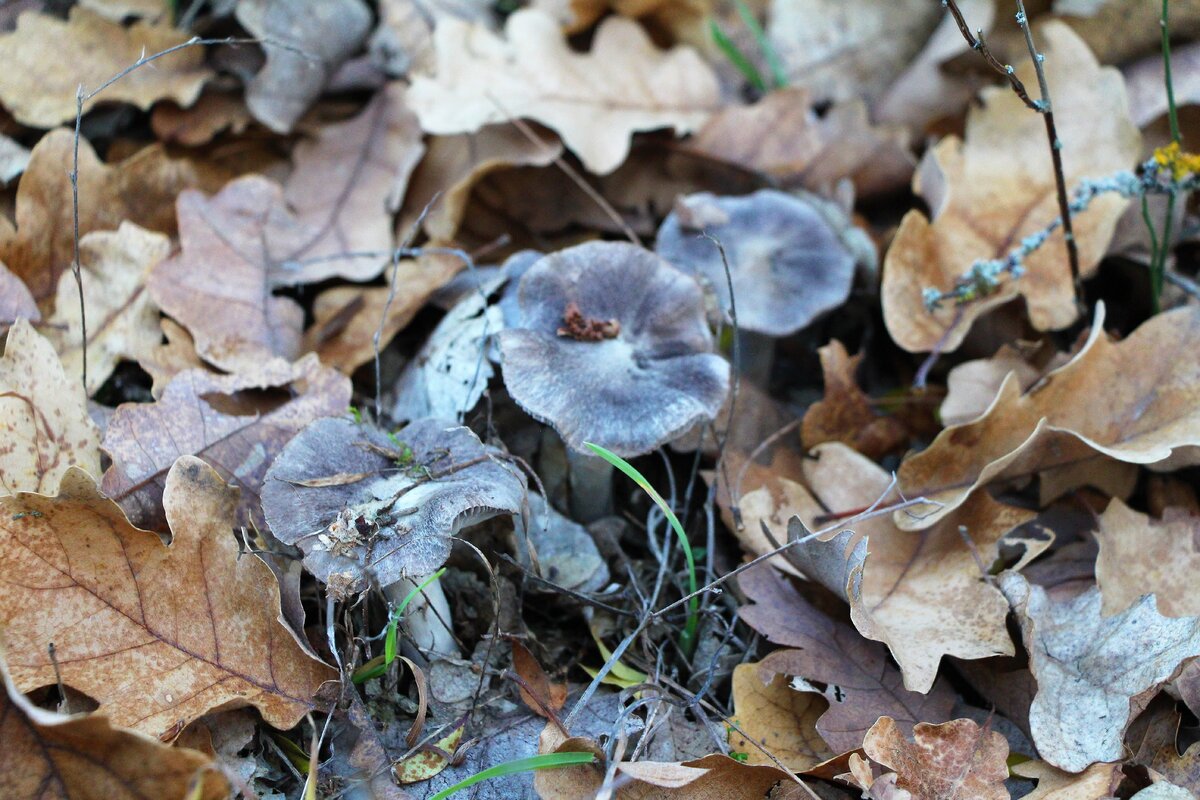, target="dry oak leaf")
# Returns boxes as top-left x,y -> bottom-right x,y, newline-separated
0,459 -> 335,739
0,7 -> 210,128
882,22 -> 1141,353
896,304 -> 1200,530
1000,572 -> 1200,773
940,345 -> 1048,427
400,123 -> 562,243
729,662 -> 833,771
46,222 -> 169,396
0,646 -> 229,800
801,340 -> 908,460
1094,500 -> 1200,618
284,83 -> 426,284
0,260 -> 38,327
534,0 -> 709,44
739,563 -> 955,752
150,91 -> 254,147
371,0 -> 495,78
137,317 -> 207,399
862,717 -> 1008,800
0,129 -> 224,308
1011,761 -> 1122,800
0,319 -> 100,497
408,8 -> 721,175
797,443 -> 1038,693
101,354 -> 351,532
146,176 -> 309,373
